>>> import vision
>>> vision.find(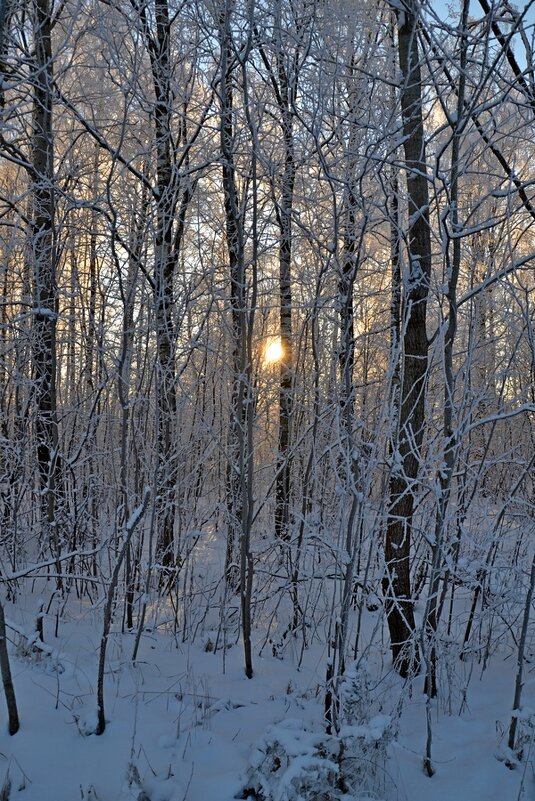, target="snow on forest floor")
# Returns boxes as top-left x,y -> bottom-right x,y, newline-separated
0,590 -> 532,801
